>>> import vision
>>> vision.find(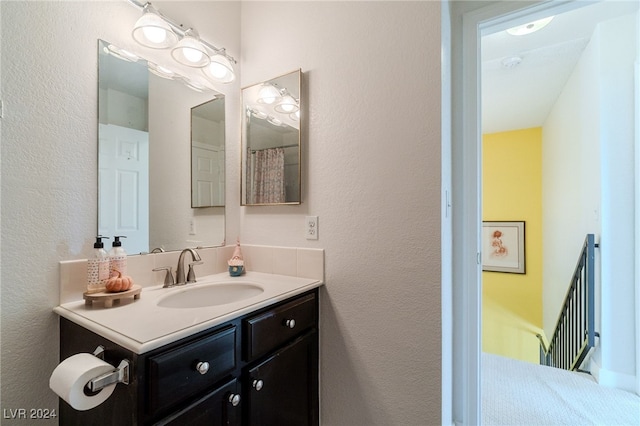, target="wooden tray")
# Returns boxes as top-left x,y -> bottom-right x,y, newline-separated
83,285 -> 142,308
